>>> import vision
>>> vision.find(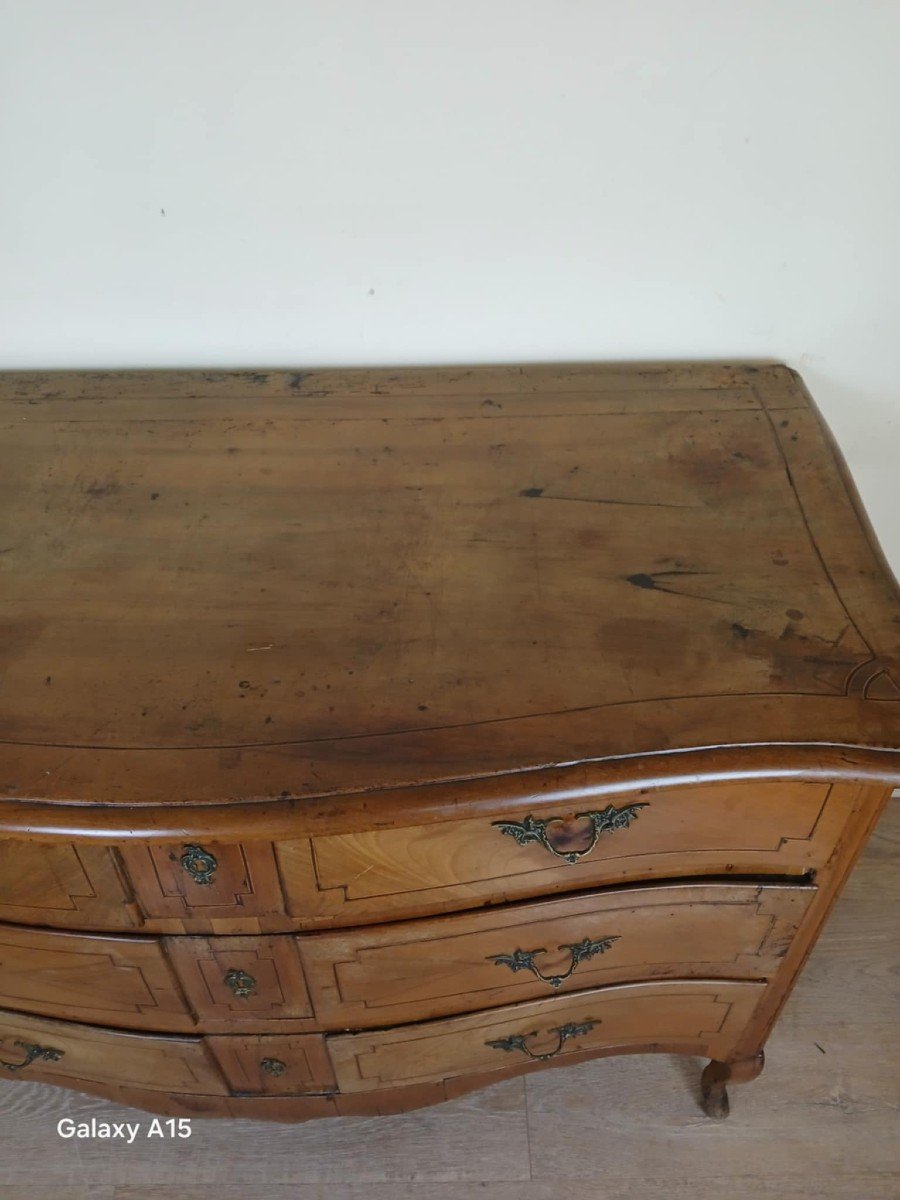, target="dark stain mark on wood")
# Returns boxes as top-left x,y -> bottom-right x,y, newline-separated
85,481 -> 121,499
531,494 -> 698,509
628,570 -> 710,590
732,623 -> 751,639
625,570 -> 729,606
520,487 -> 544,498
